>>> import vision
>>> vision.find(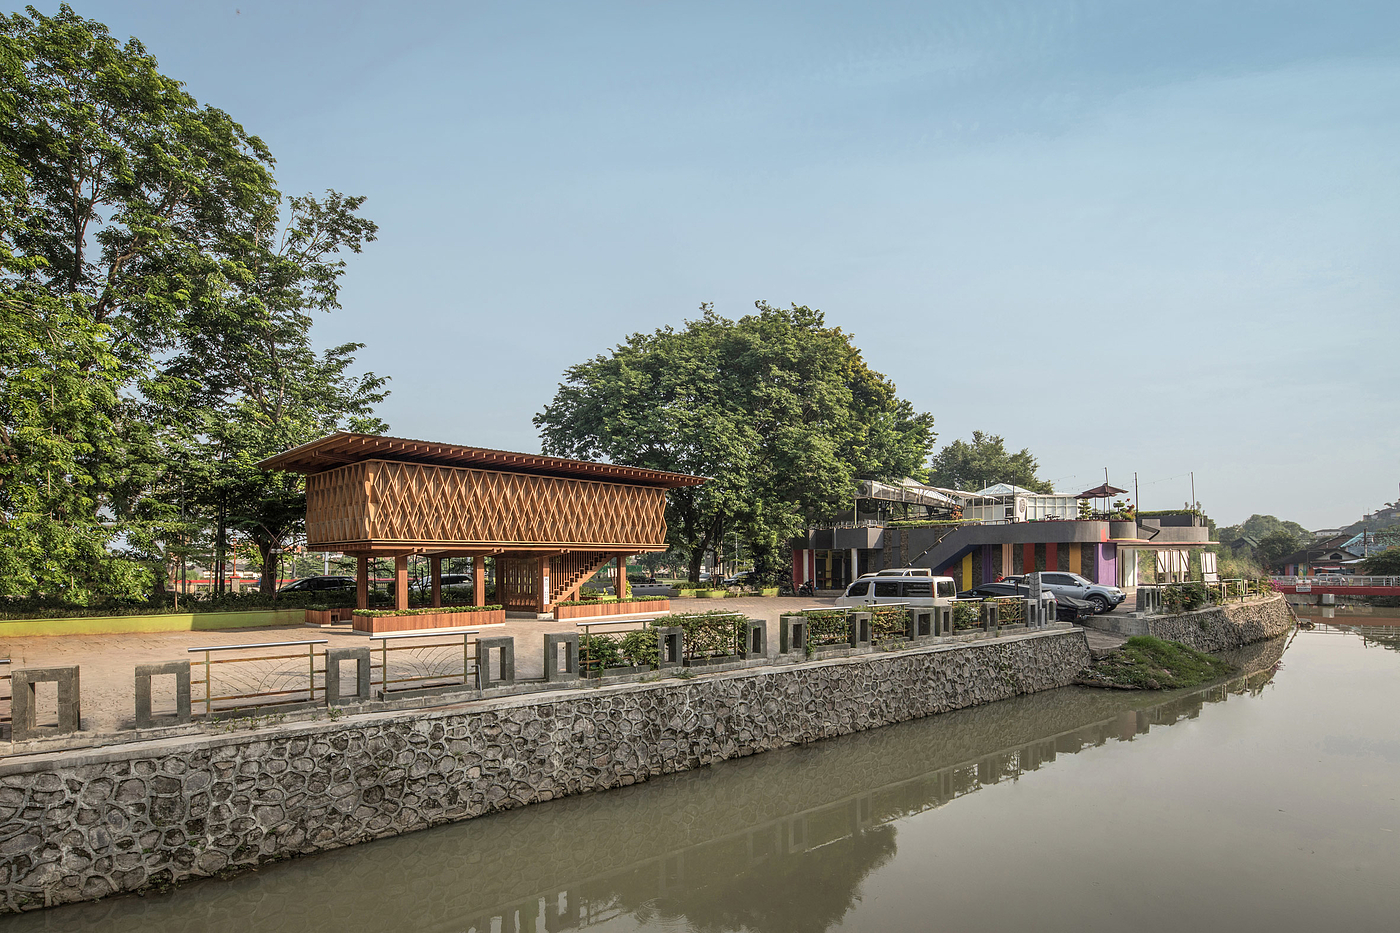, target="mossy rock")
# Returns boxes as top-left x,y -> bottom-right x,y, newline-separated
1077,635 -> 1233,690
